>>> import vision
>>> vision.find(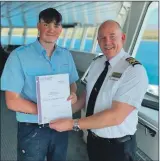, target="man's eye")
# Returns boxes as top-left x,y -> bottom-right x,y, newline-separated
99,37 -> 105,40
55,25 -> 60,28
110,36 -> 115,40
44,24 -> 48,27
